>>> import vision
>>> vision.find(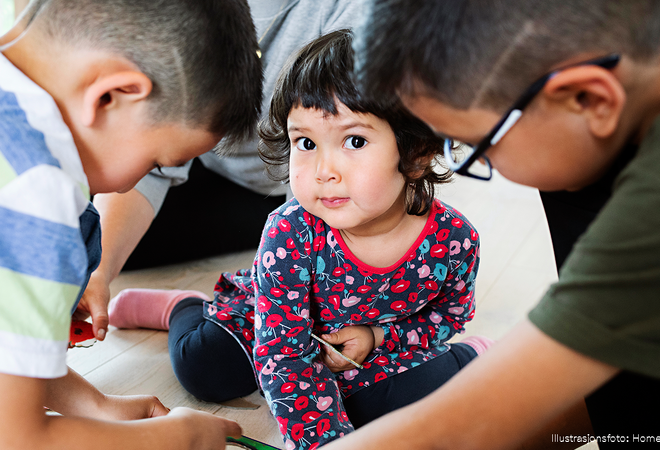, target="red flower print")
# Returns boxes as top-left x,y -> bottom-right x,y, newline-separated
316,419 -> 331,436
291,249 -> 300,260
373,356 -> 389,366
267,227 -> 279,238
281,382 -> 296,394
303,211 -> 315,226
451,218 -> 464,228
266,314 -> 282,328
291,423 -> 305,441
425,280 -> 438,291
428,220 -> 438,235
294,396 -> 309,410
313,236 -> 326,251
357,285 -> 371,293
436,228 -> 450,241
390,279 -> 410,293
320,308 -> 335,320
430,244 -> 448,258
302,367 -> 314,377
375,372 -> 388,382
302,411 -> 321,423
393,267 -> 405,279
281,346 -> 294,355
286,326 -> 305,337
270,287 -> 285,297
328,295 -> 340,310
390,300 -> 406,312
350,314 -> 362,321
277,417 -> 289,435
332,267 -> 345,276
366,308 -> 380,319
331,283 -> 345,292
255,345 -> 268,356
286,238 -> 296,248
408,292 -> 418,302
